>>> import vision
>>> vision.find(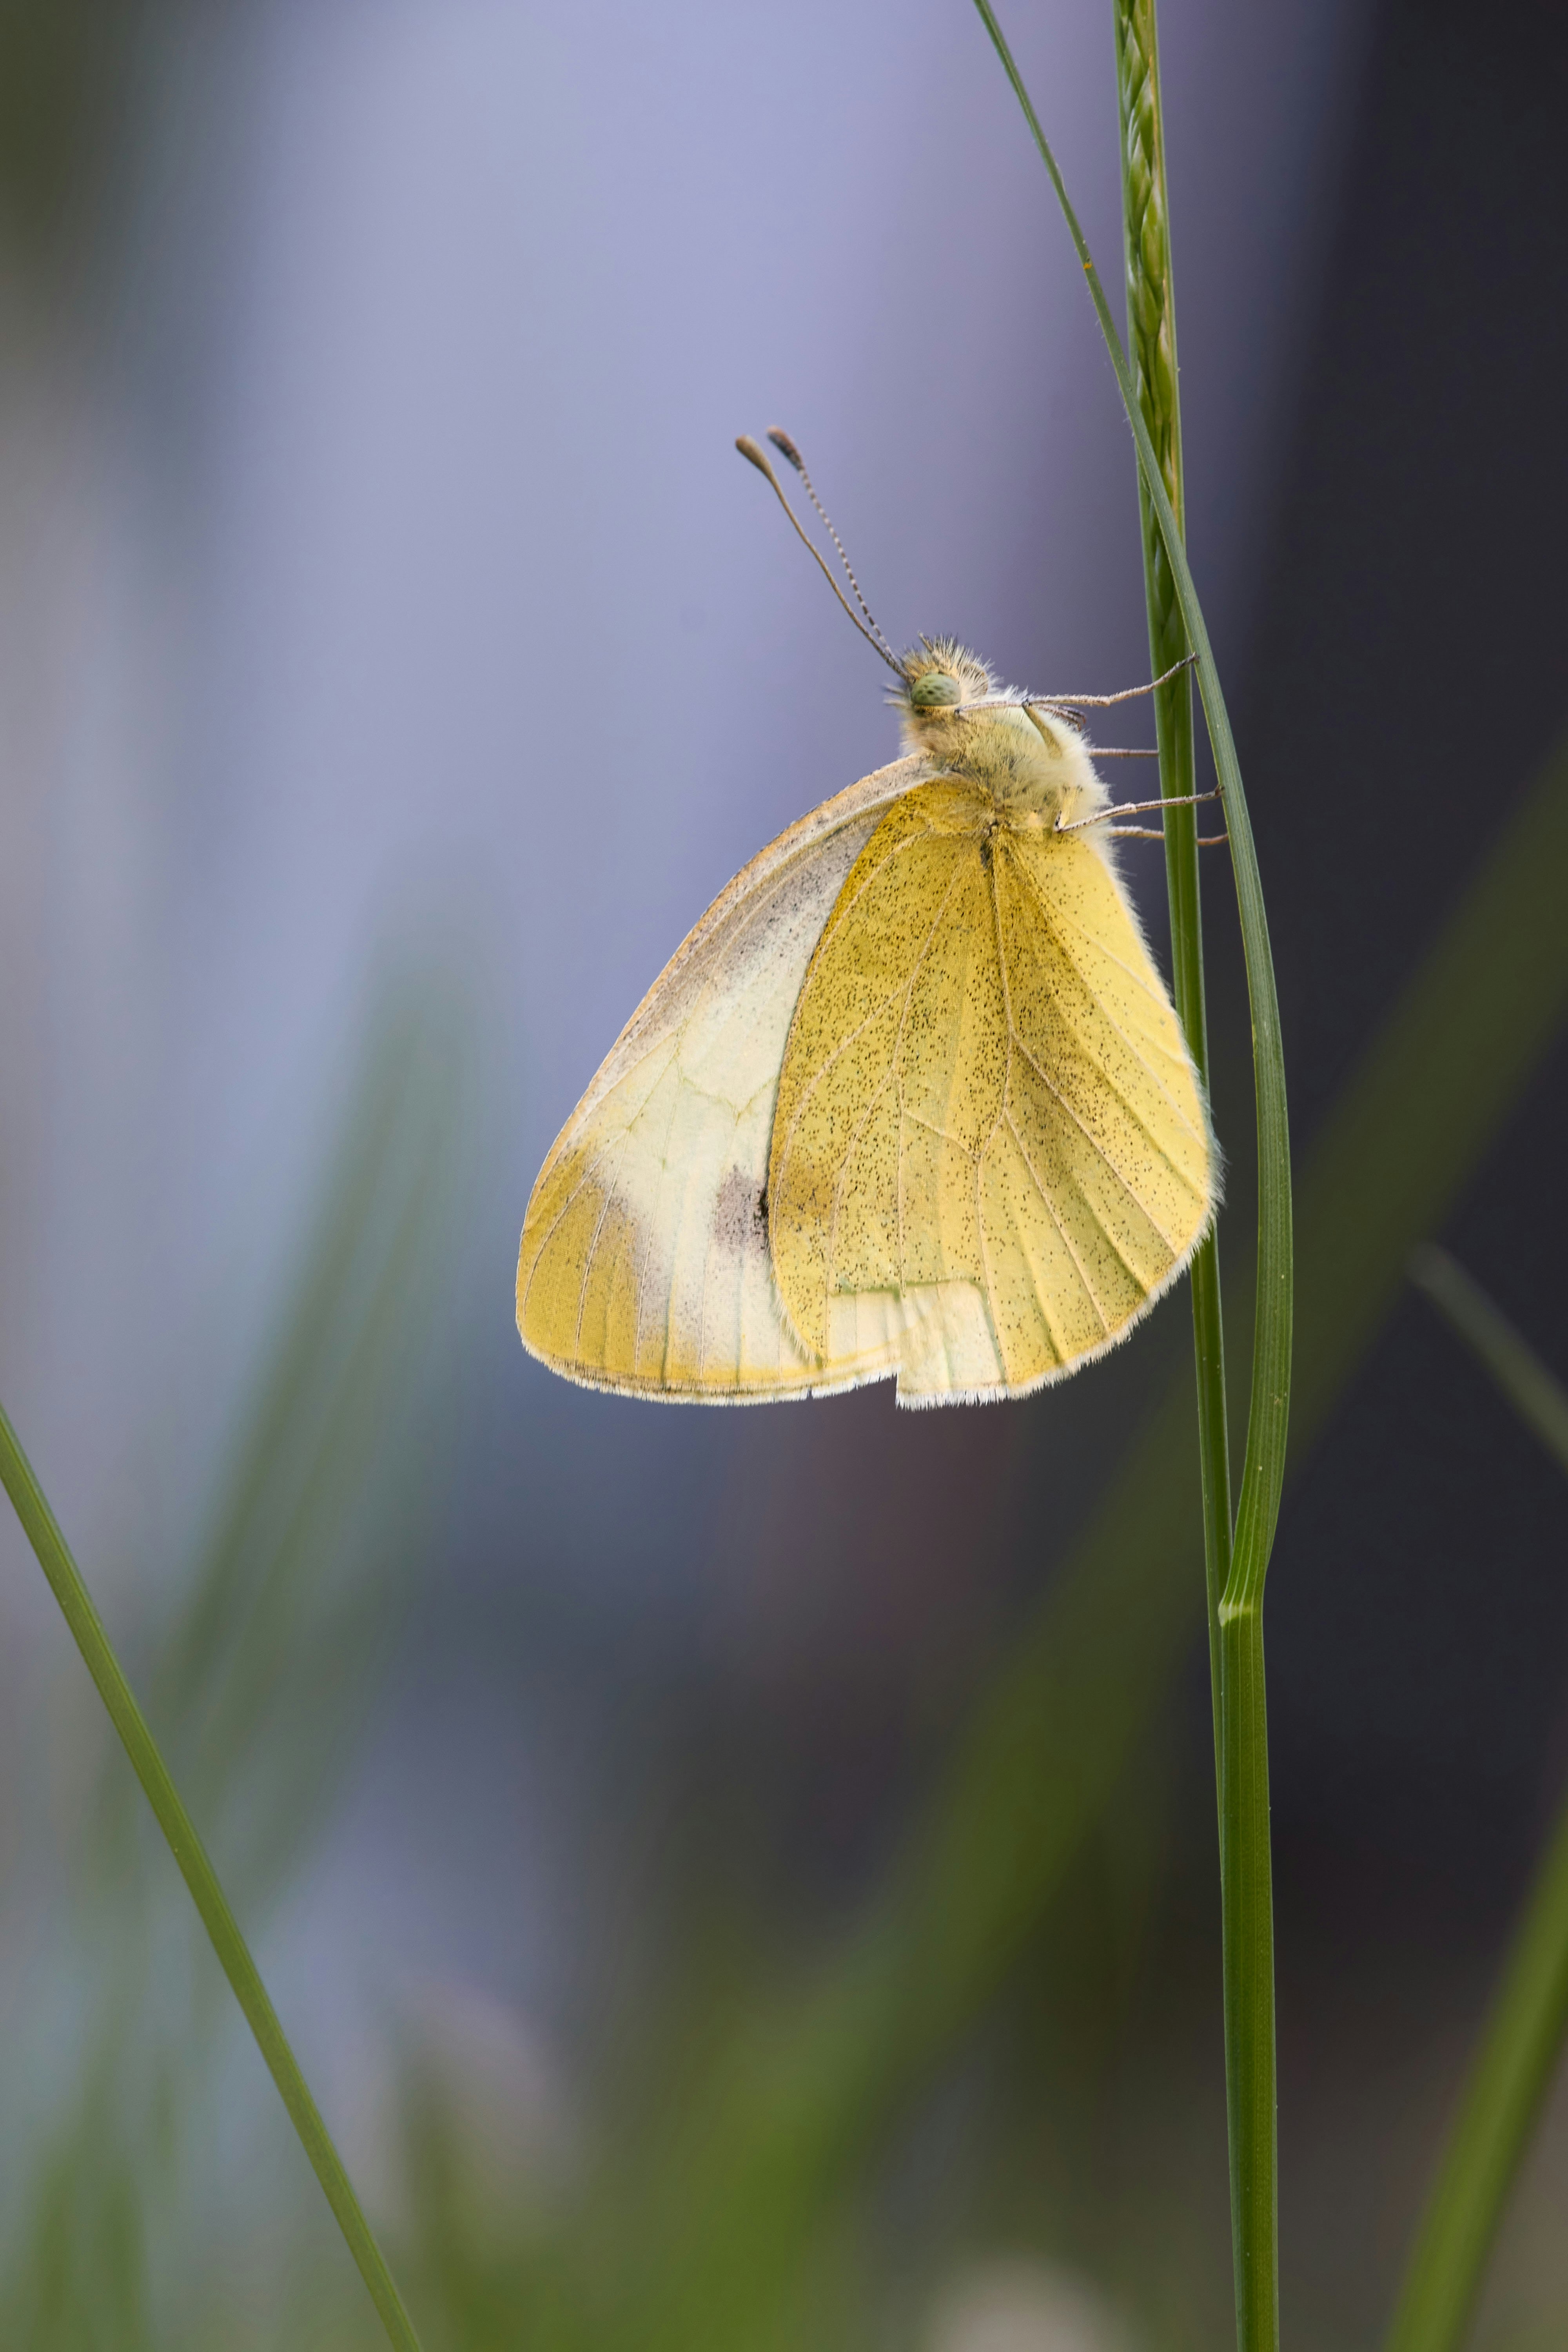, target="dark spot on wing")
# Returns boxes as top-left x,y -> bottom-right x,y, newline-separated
713,1165 -> 768,1262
